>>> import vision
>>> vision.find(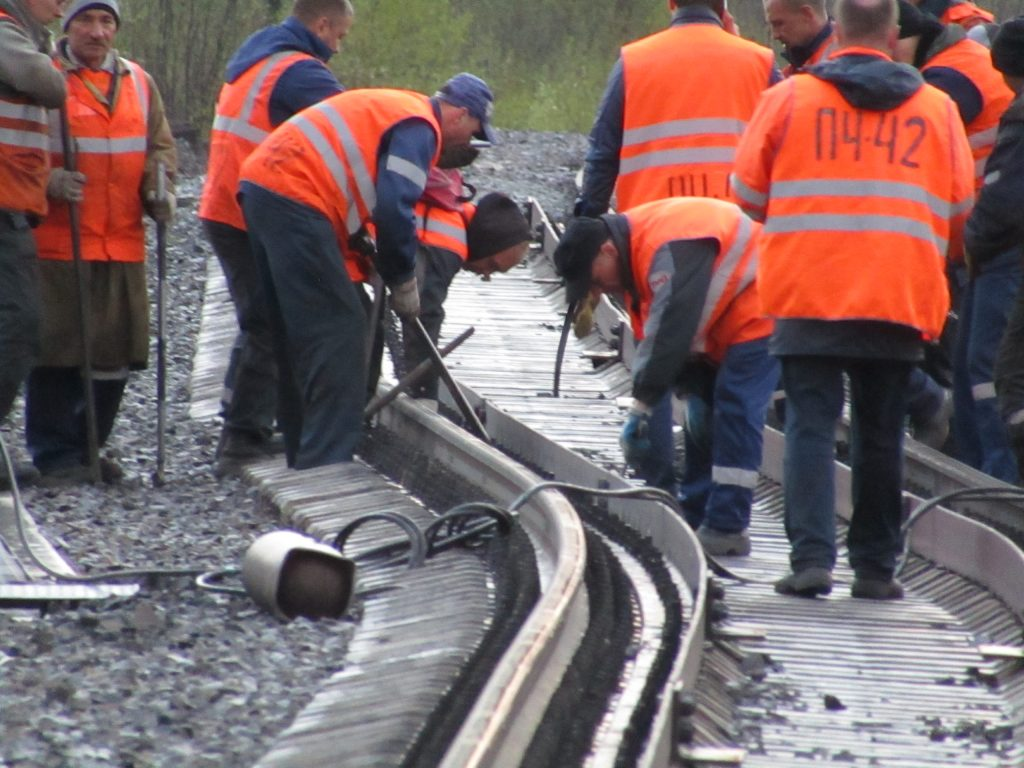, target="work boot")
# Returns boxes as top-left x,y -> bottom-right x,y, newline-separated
0,460 -> 41,492
851,576 -> 904,600
38,457 -> 123,489
215,429 -> 275,477
774,567 -> 833,598
696,525 -> 751,556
